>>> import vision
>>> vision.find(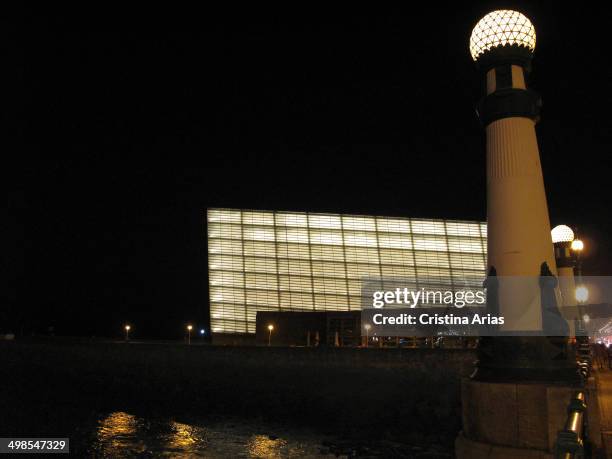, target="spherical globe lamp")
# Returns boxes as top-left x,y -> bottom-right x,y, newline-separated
576,286 -> 589,303
551,225 -> 575,244
571,239 -> 584,252
470,10 -> 536,62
